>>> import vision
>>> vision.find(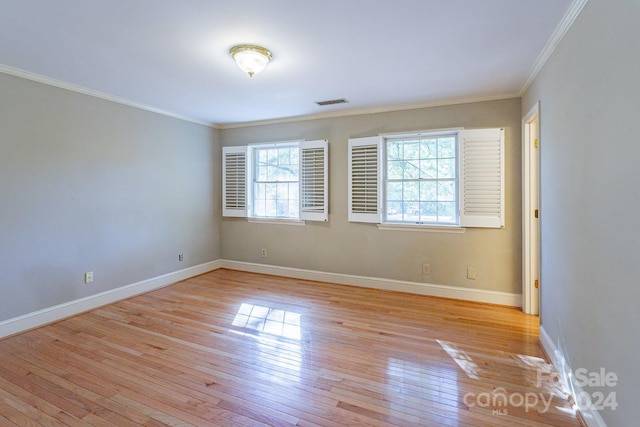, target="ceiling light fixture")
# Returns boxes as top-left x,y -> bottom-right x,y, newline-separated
229,44 -> 272,77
